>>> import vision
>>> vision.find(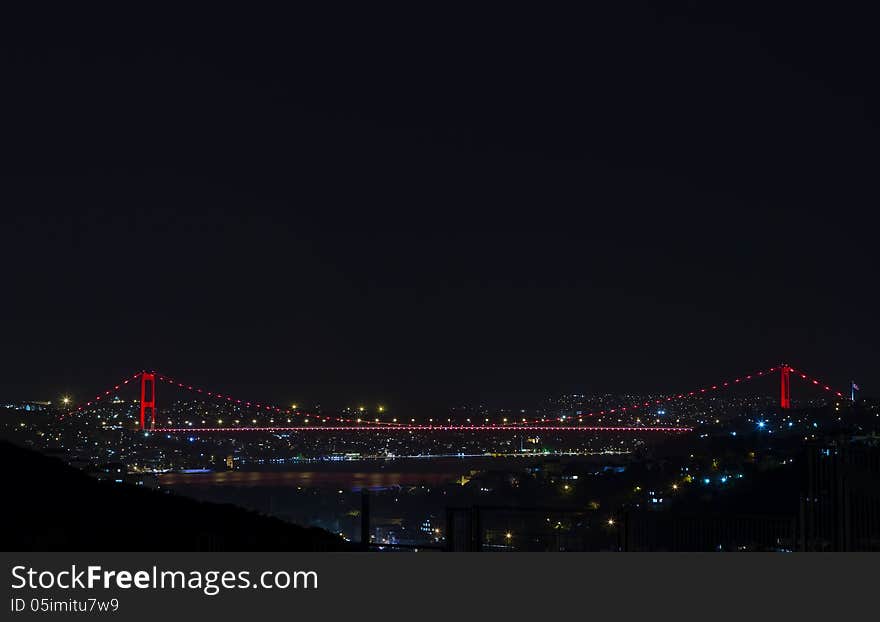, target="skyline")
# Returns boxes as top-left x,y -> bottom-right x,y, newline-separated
6,354 -> 874,552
